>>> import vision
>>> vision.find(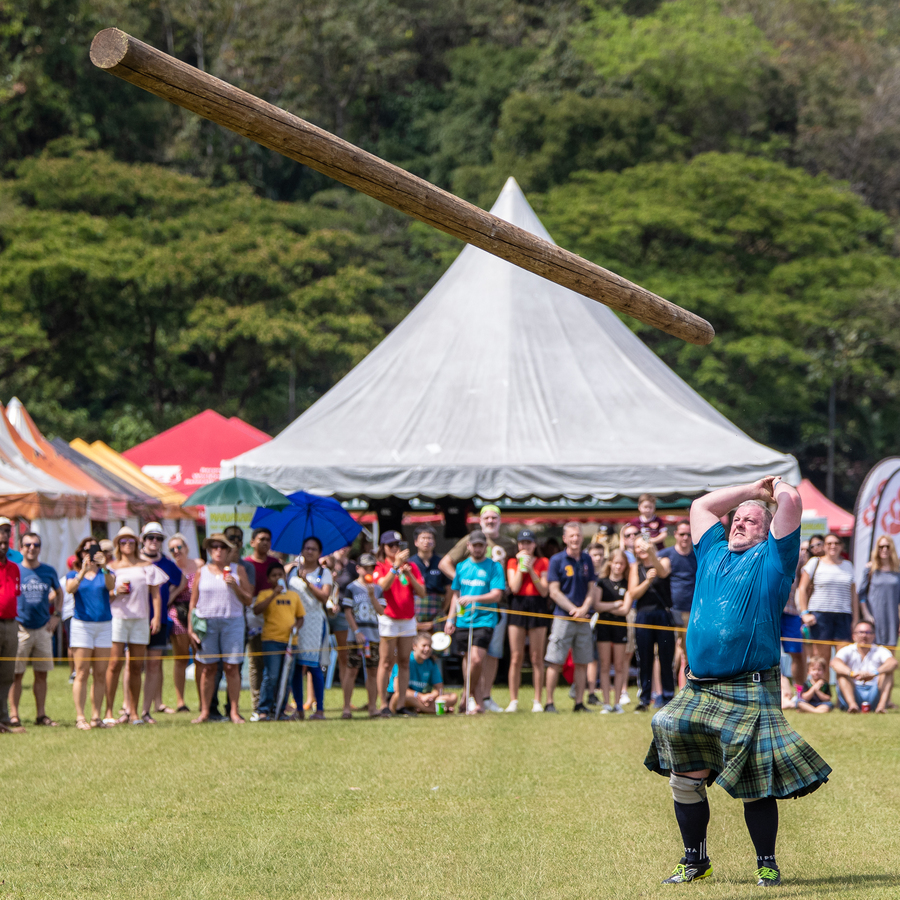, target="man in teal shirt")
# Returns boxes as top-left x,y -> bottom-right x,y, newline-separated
445,530 -> 506,714
645,476 -> 831,889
